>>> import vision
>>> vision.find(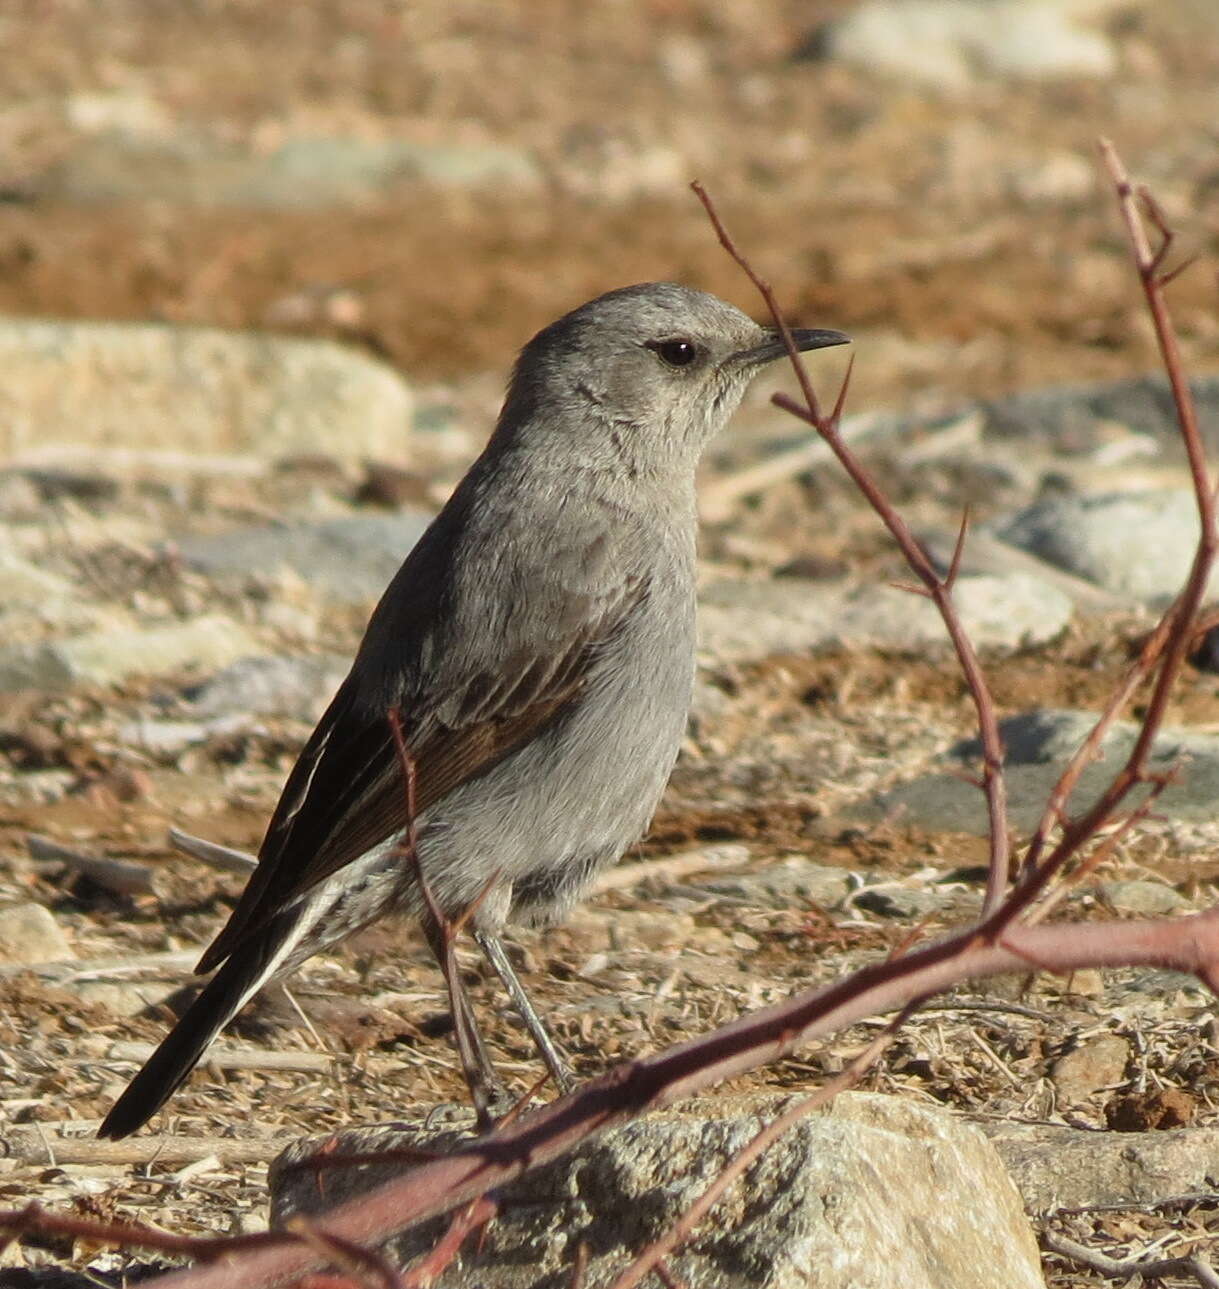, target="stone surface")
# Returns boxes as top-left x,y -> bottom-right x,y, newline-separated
40,132 -> 540,209
271,1092 -> 1044,1289
872,708 -> 1219,837
0,903 -> 74,964
0,615 -> 260,692
813,0 -> 1116,89
998,489 -> 1213,603
1098,880 -> 1188,916
1051,1035 -> 1131,1103
981,374 -> 1219,450
698,573 -> 1070,664
983,1121 -> 1219,1213
0,320 -> 413,462
862,753 -> 1219,837
956,708 -> 1219,767
176,512 -> 433,605
700,857 -> 853,910
184,653 -> 349,721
